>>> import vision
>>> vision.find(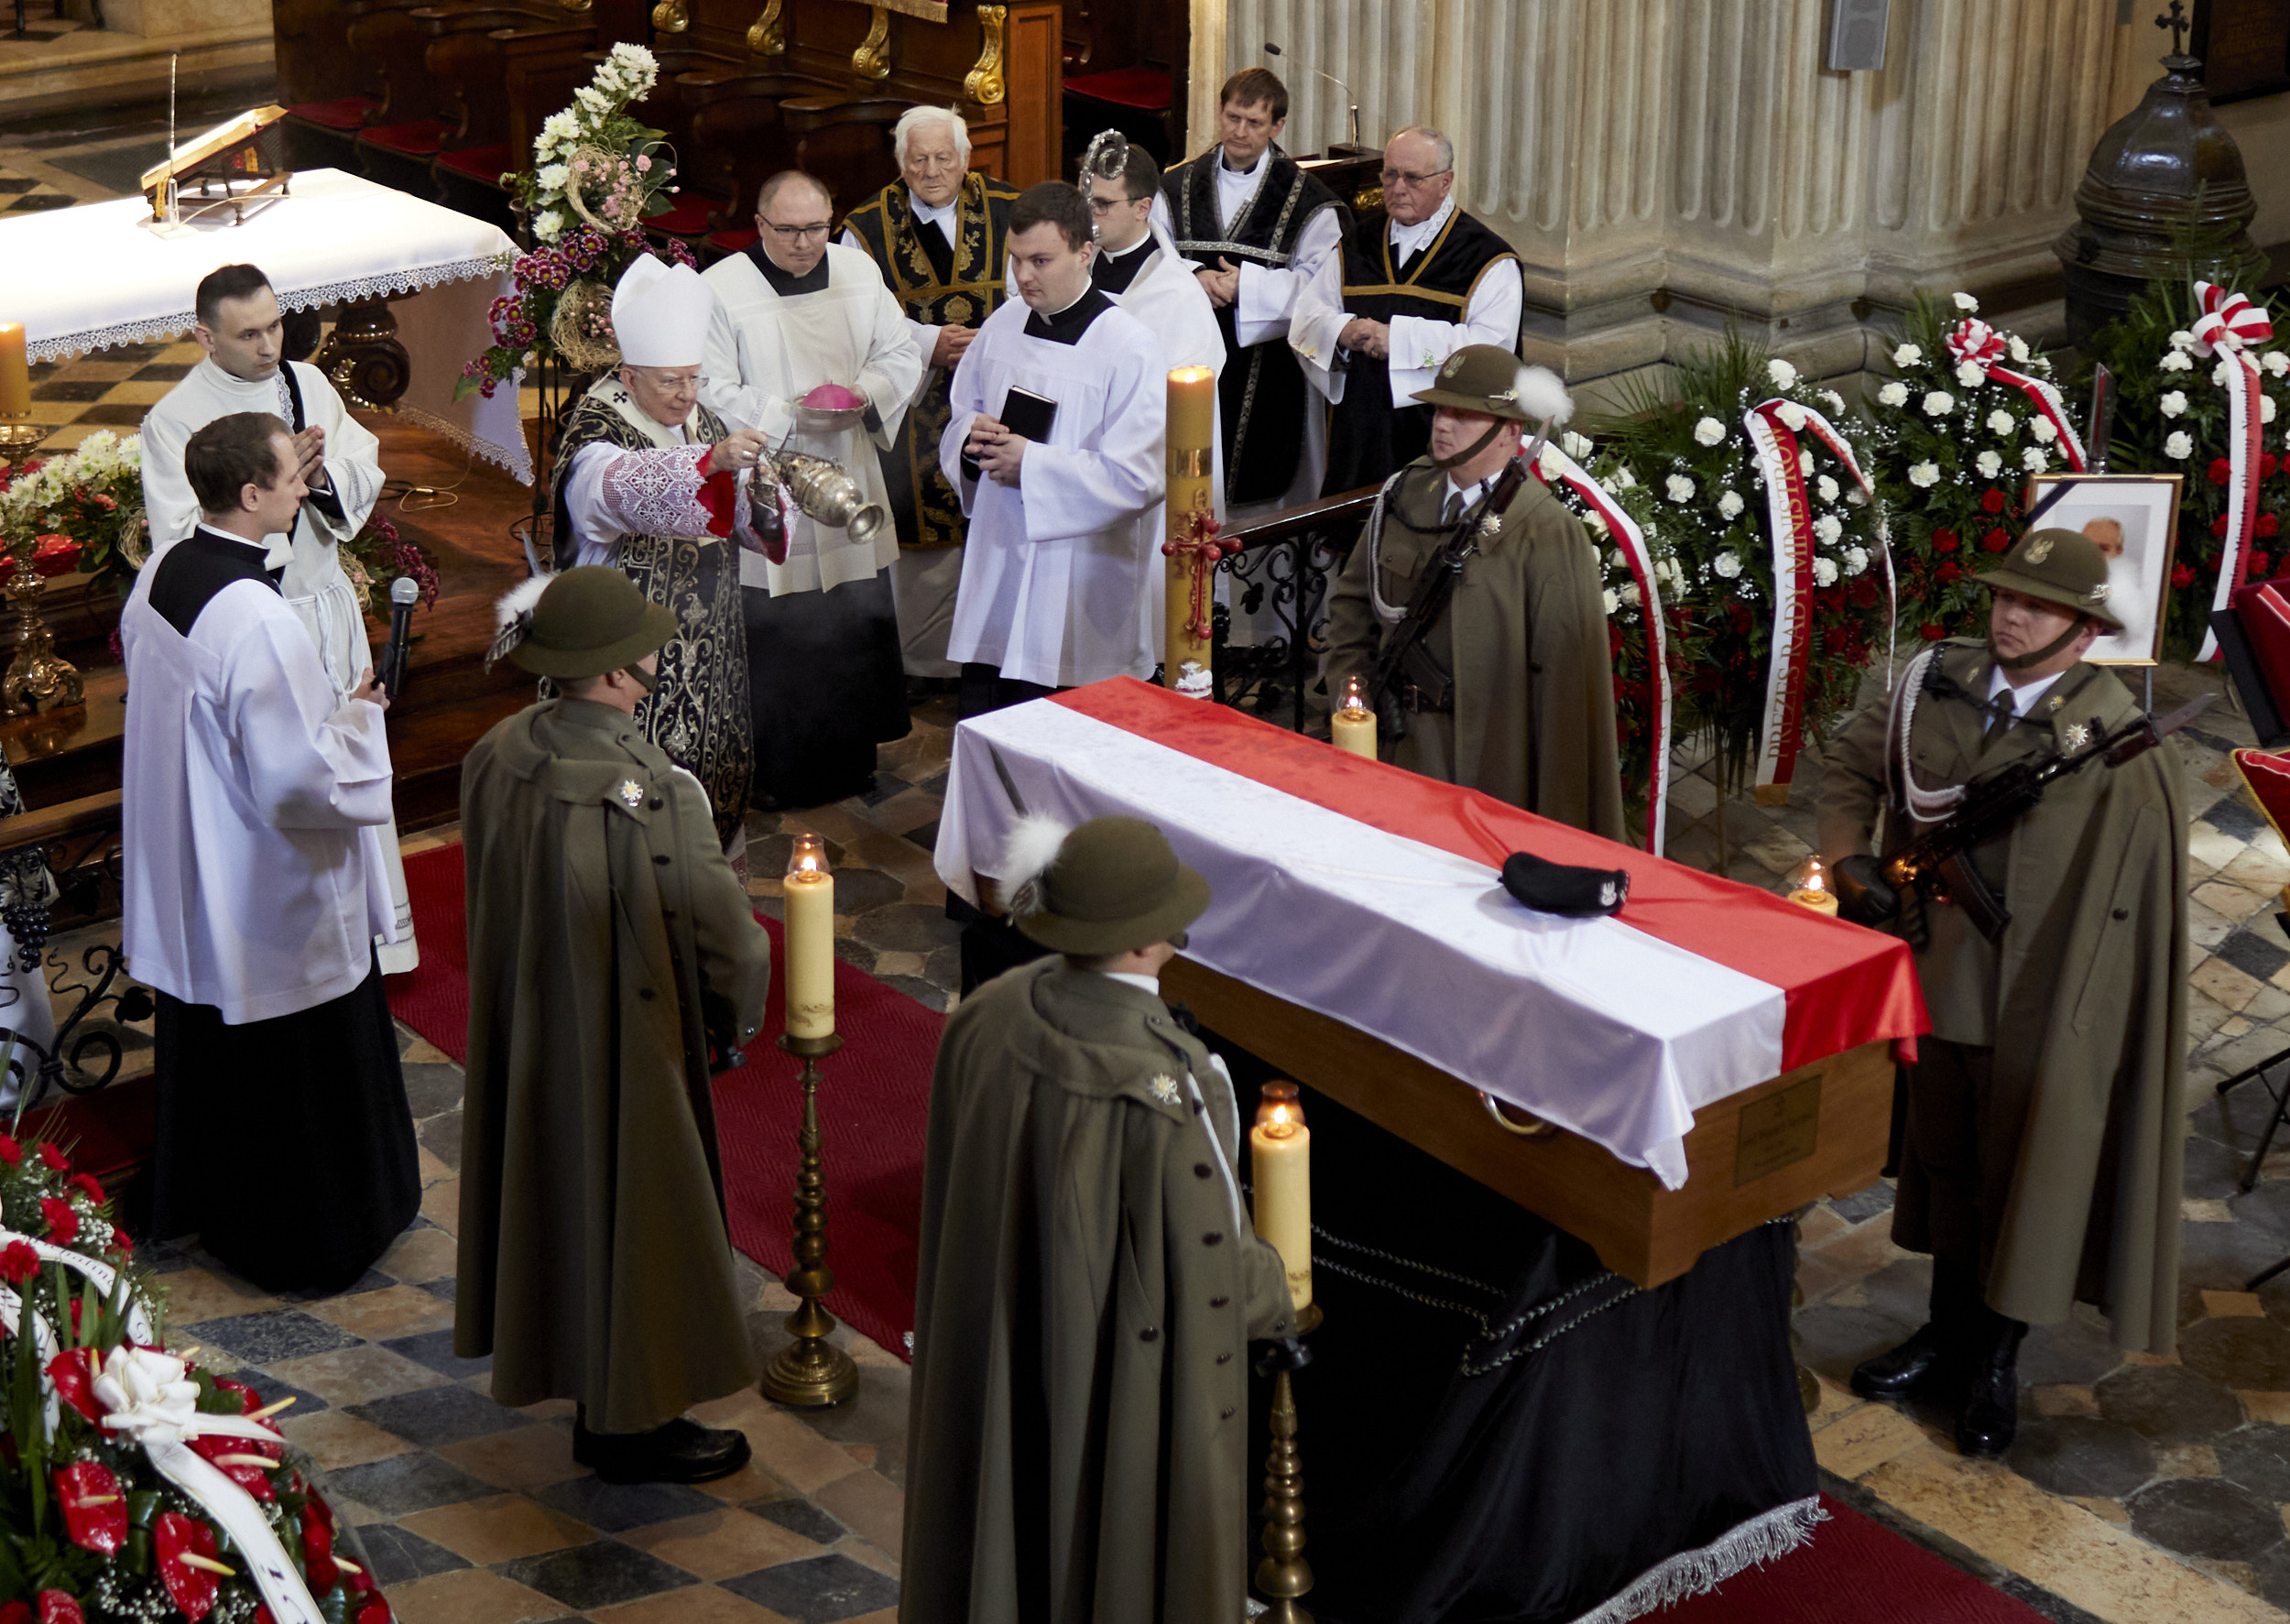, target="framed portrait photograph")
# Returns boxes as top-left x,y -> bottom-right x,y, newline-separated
2026,472 -> 2185,666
